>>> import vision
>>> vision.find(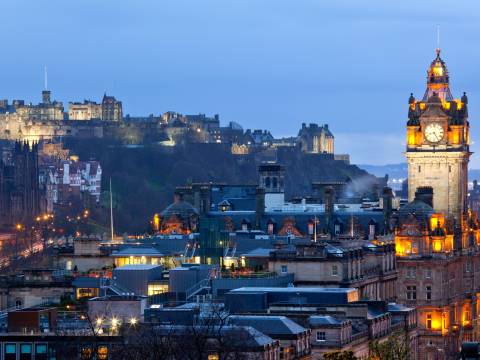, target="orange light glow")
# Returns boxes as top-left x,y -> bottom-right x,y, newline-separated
408,134 -> 416,146
153,213 -> 160,231
431,319 -> 441,330
430,214 -> 445,229
432,240 -> 442,252
395,240 -> 411,256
